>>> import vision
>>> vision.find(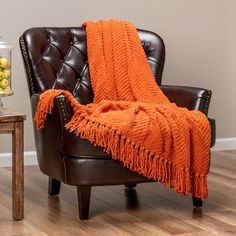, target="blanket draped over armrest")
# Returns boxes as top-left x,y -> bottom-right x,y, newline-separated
34,20 -> 211,198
